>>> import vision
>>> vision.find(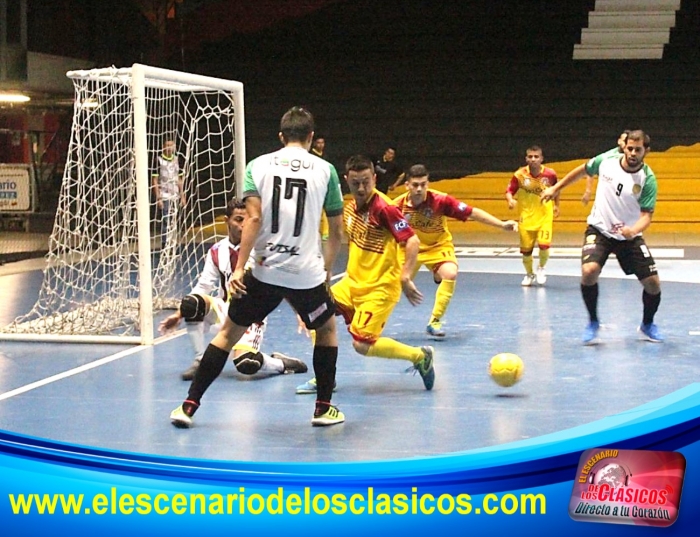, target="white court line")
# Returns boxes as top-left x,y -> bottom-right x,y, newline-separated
690,331 -> 700,336
0,330 -> 186,402
0,274 -> 348,402
454,246 -> 686,259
